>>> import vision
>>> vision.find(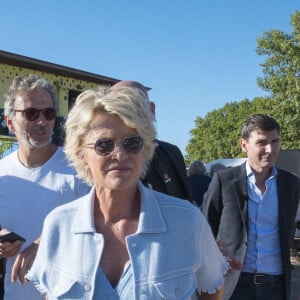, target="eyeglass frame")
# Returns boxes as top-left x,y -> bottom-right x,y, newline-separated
13,107 -> 57,121
82,135 -> 144,156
